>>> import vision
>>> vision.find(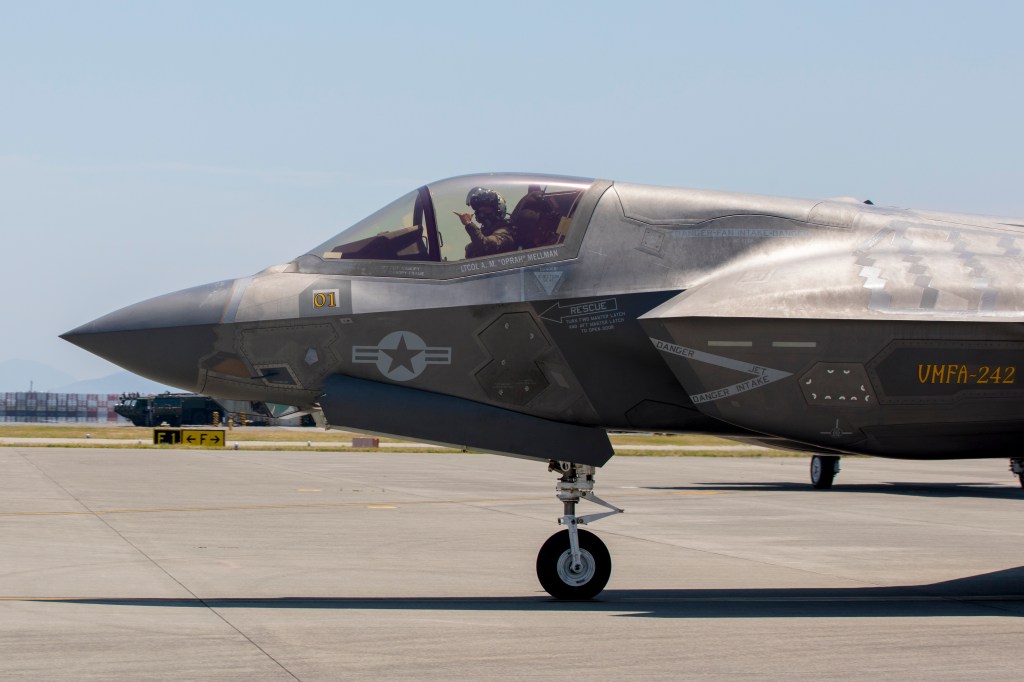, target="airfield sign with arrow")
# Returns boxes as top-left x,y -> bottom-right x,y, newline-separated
153,429 -> 226,447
